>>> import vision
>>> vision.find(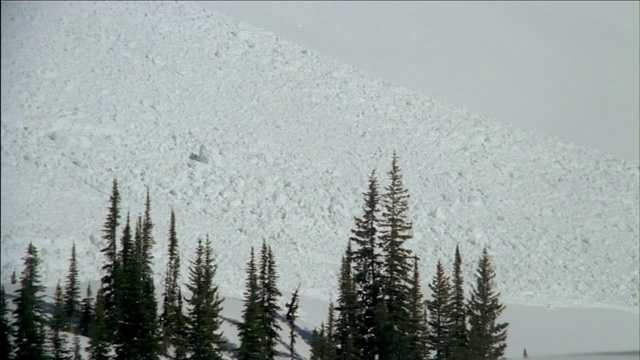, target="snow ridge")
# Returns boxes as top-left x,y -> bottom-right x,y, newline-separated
1,1 -> 638,313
